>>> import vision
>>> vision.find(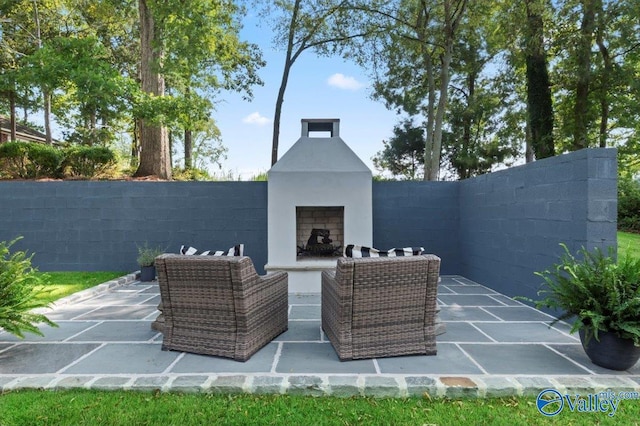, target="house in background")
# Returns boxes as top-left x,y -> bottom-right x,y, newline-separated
0,115 -> 48,144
